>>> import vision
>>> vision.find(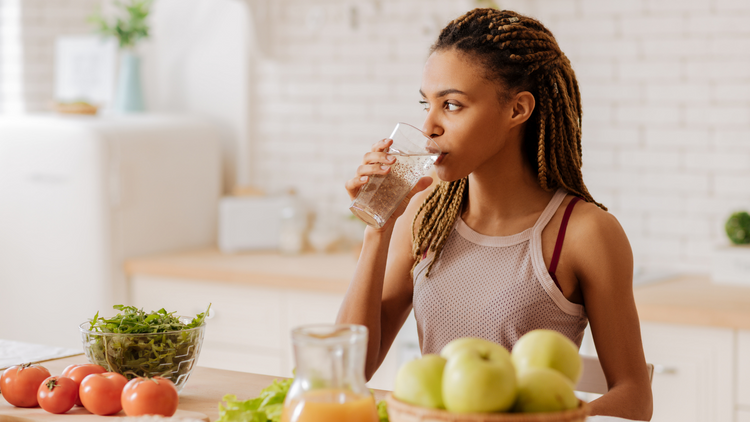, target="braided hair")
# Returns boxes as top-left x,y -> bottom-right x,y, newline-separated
412,8 -> 602,277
